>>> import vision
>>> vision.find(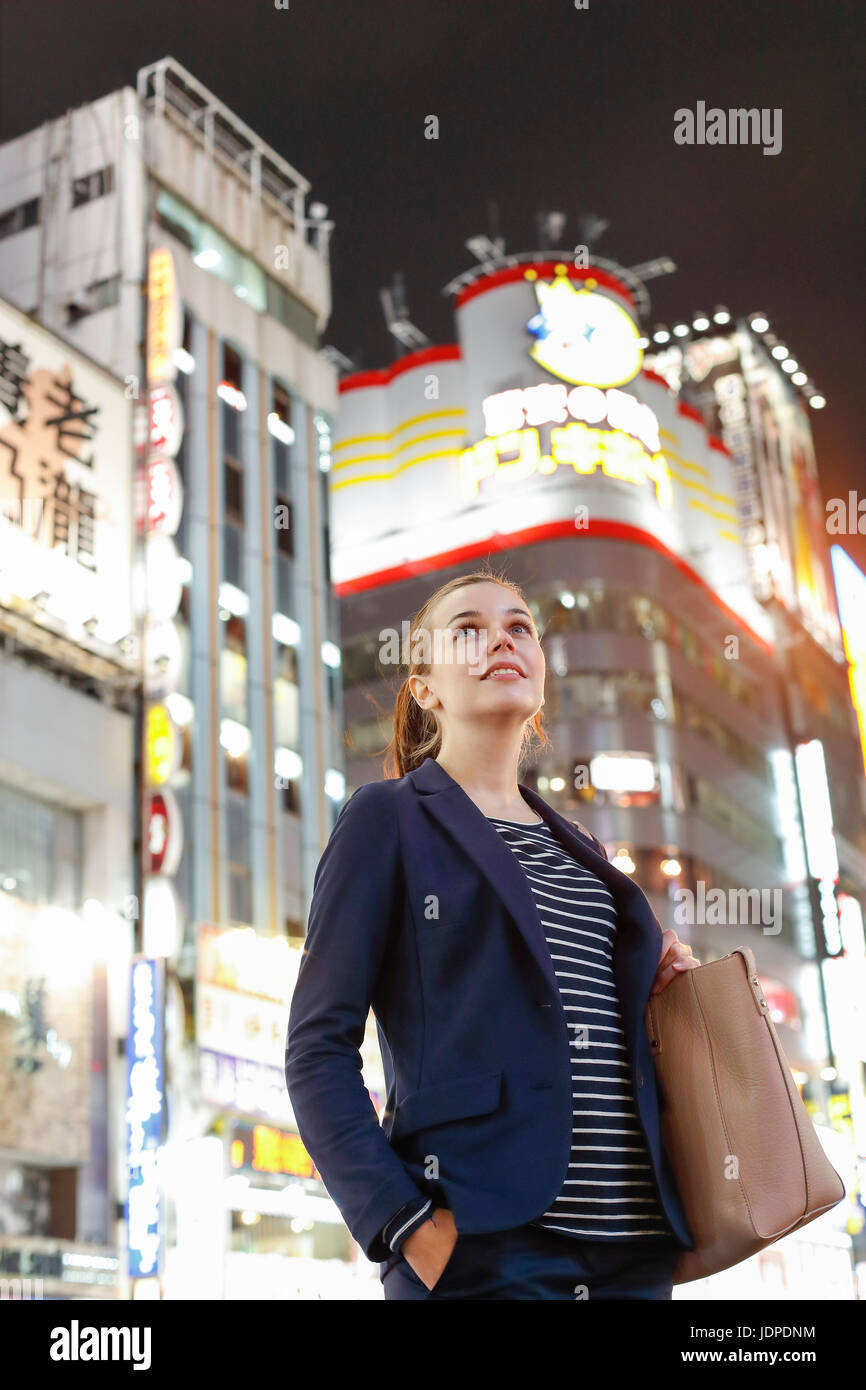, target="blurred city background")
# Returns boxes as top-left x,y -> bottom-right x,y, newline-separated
0,5 -> 864,1300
